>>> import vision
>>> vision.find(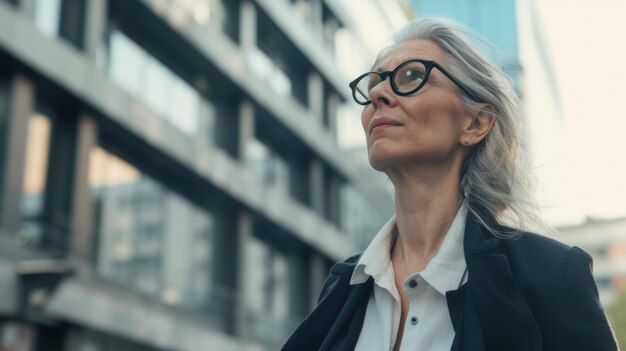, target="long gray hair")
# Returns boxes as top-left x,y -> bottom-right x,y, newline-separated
384,18 -> 549,237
